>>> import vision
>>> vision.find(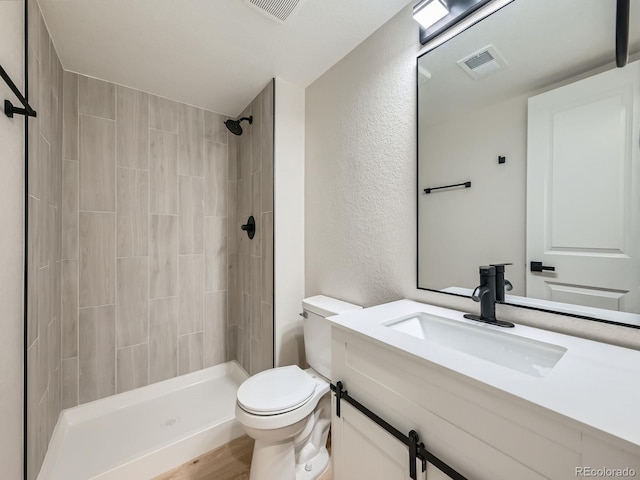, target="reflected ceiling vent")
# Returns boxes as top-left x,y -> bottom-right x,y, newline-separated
244,0 -> 308,23
457,45 -> 508,79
